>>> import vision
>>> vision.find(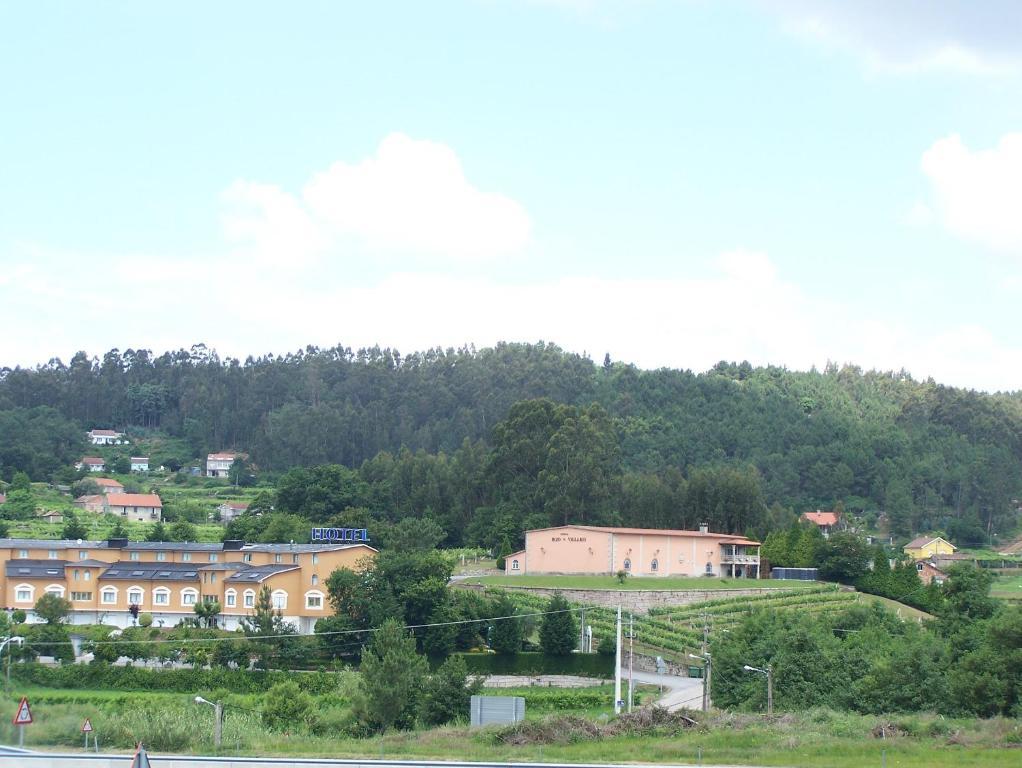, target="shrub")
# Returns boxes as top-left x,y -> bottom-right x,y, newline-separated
262,681 -> 318,733
138,613 -> 153,628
